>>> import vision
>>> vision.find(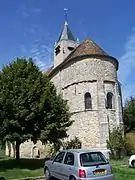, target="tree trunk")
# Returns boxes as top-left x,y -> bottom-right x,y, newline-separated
16,141 -> 20,160
7,141 -> 11,157
13,142 -> 16,158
